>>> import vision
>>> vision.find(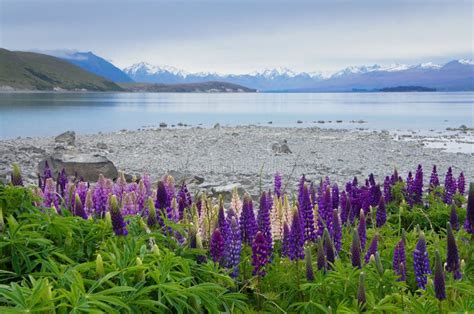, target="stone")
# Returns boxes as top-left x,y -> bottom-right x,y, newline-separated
38,153 -> 118,182
159,122 -> 167,128
97,142 -> 108,150
213,123 -> 221,129
297,120 -> 303,124
271,141 -> 292,154
54,131 -> 76,146
208,183 -> 245,201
